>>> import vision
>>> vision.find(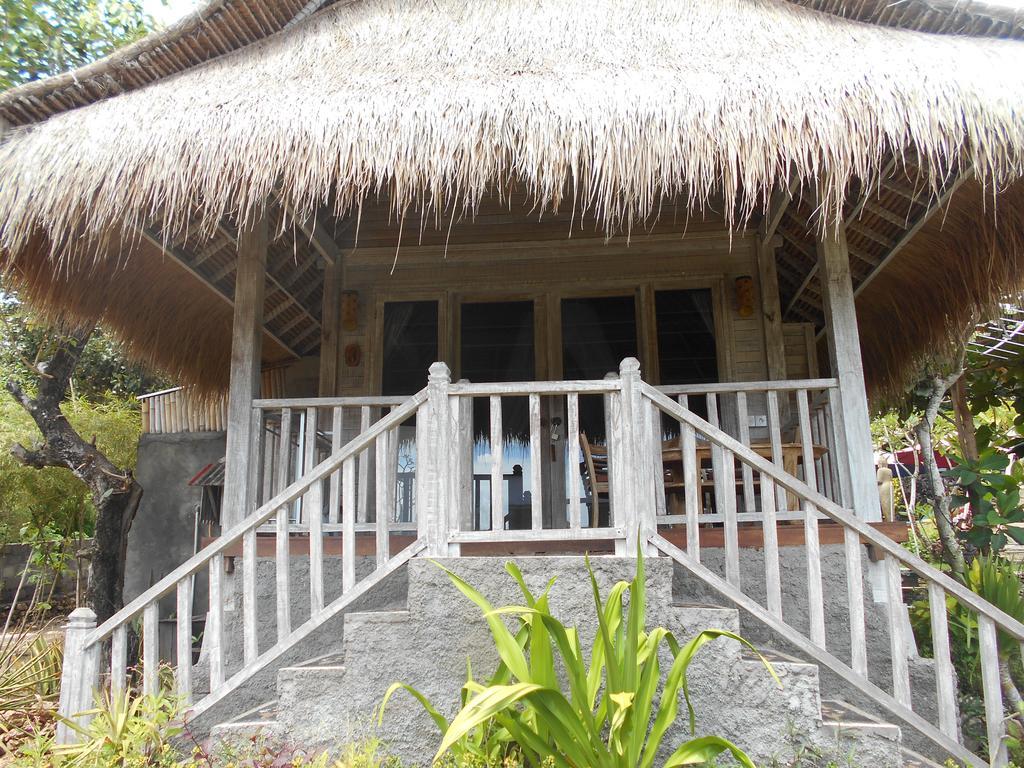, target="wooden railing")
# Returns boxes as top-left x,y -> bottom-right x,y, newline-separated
639,382 -> 1023,768
655,379 -> 842,523
60,359 -> 1024,766
56,393 -> 428,741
